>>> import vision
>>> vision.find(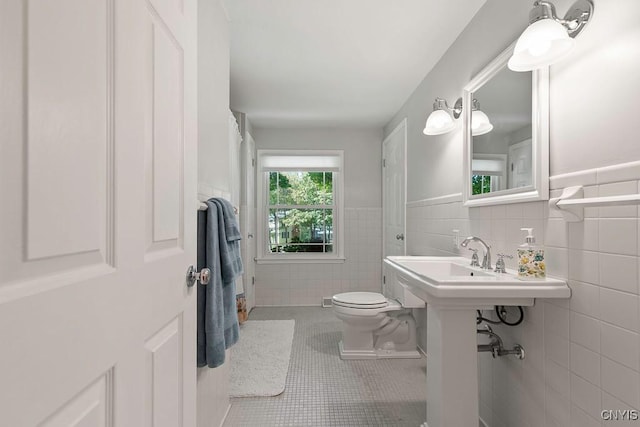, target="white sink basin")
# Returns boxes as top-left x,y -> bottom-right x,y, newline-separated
384,255 -> 570,307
